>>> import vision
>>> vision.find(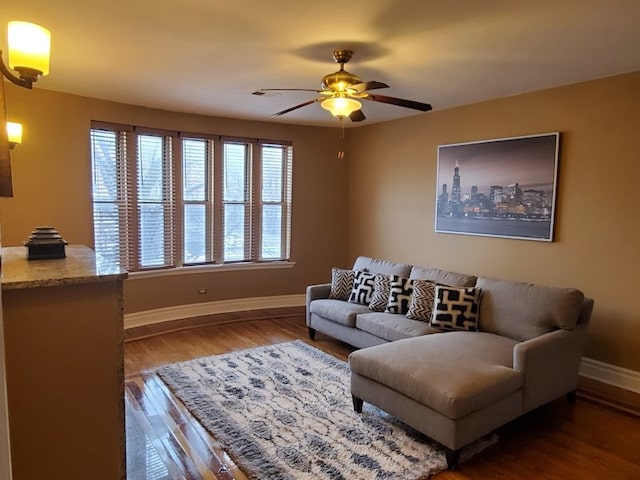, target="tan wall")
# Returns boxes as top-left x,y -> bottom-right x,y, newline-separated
348,72 -> 640,372
1,85 -> 350,313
